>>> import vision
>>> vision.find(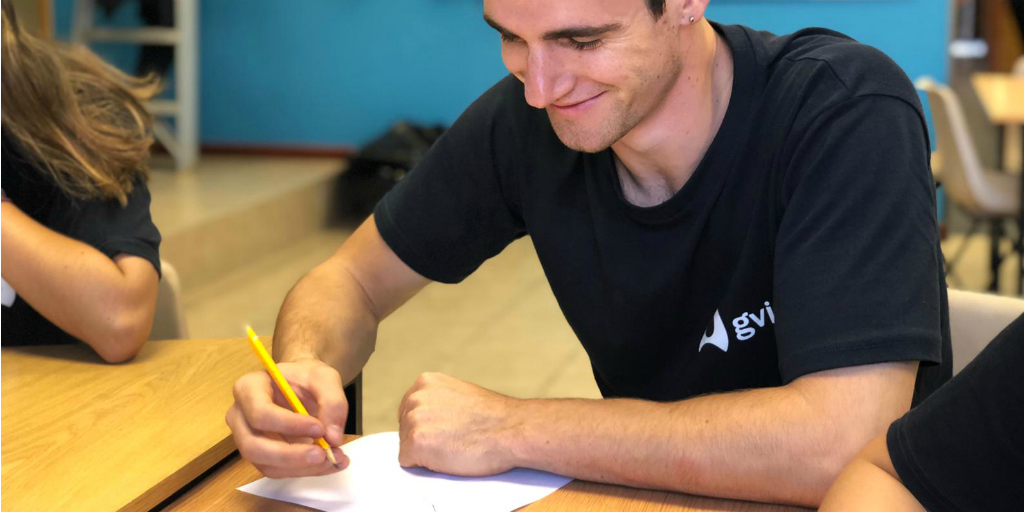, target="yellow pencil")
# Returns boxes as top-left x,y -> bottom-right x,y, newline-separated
245,325 -> 339,467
